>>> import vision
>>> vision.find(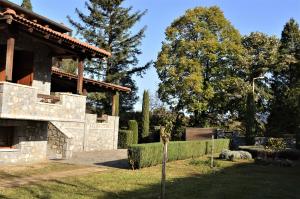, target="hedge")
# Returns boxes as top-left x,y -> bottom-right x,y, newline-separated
129,120 -> 139,144
128,139 -> 230,169
118,130 -> 133,149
